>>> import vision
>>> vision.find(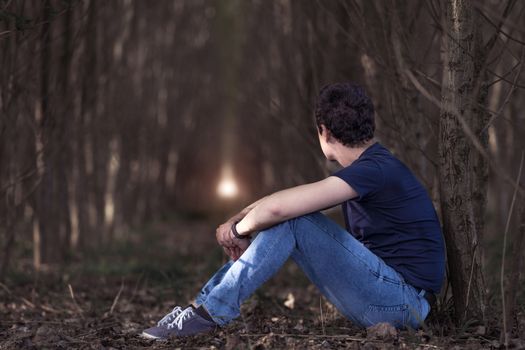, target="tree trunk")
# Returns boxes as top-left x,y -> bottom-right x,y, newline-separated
36,0 -> 62,264
0,0 -> 17,280
503,189 -> 525,342
59,0 -> 73,250
439,0 -> 488,323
